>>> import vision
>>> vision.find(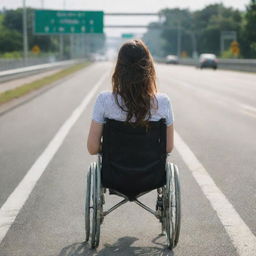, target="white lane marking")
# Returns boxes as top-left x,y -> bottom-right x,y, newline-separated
0,72 -> 108,244
240,104 -> 256,114
174,130 -> 256,256
166,76 -> 256,120
175,131 -> 256,256
241,110 -> 256,119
